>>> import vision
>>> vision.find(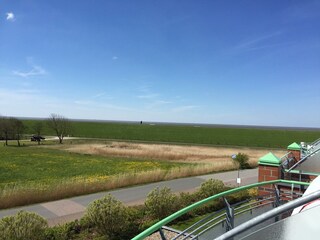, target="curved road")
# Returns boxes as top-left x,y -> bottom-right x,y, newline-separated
0,169 -> 258,226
